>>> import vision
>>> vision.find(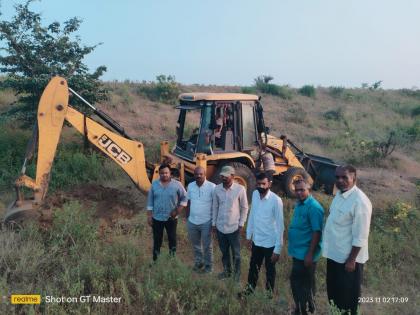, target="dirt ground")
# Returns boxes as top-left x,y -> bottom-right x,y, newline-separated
36,184 -> 145,231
